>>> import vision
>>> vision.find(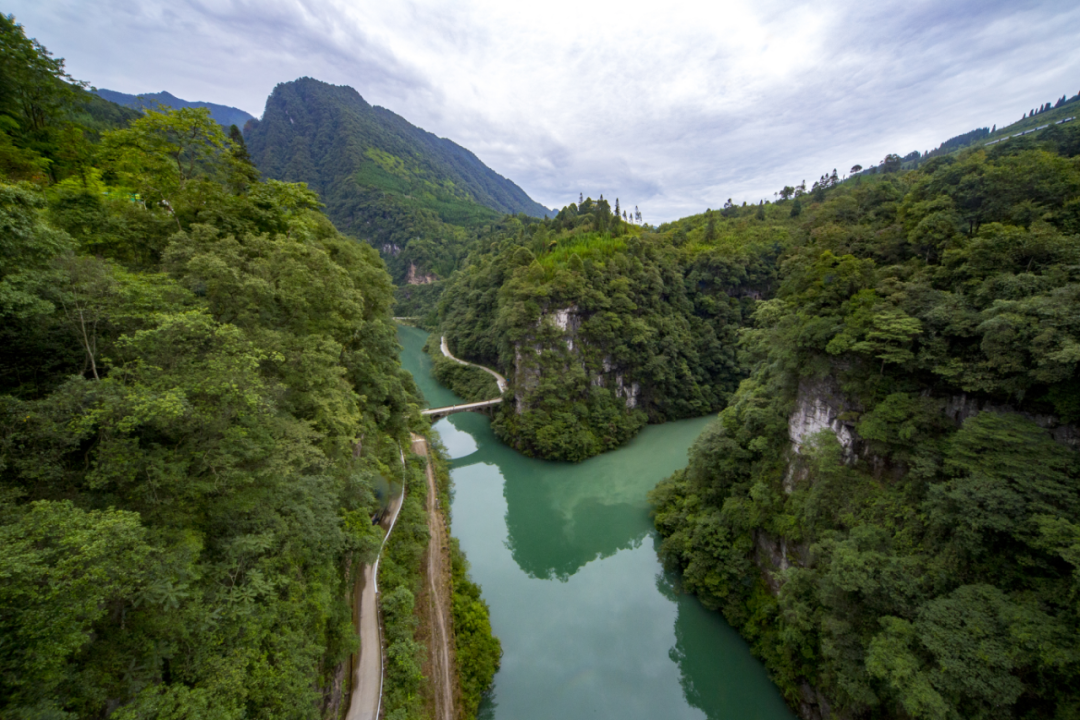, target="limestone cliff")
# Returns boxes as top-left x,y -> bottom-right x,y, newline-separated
510,304 -> 641,414
754,375 -> 1078,720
